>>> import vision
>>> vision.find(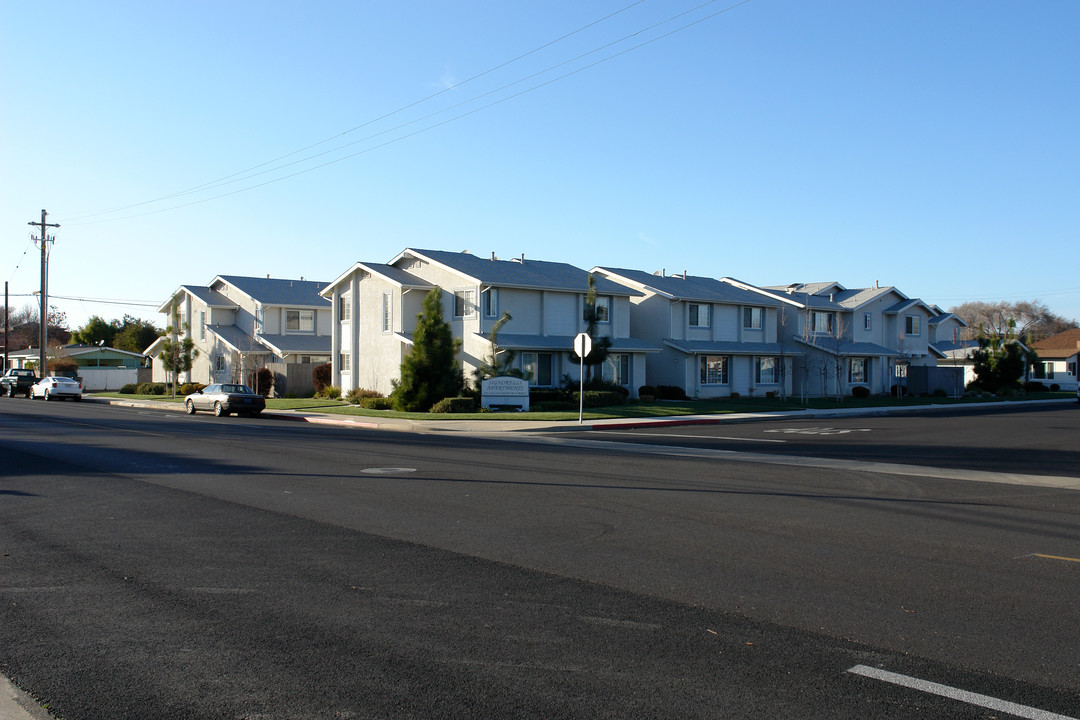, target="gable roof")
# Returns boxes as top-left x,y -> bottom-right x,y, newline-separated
1029,328 -> 1080,358
214,275 -> 330,307
594,267 -> 781,305
394,249 -> 638,296
321,262 -> 433,295
157,285 -> 238,313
